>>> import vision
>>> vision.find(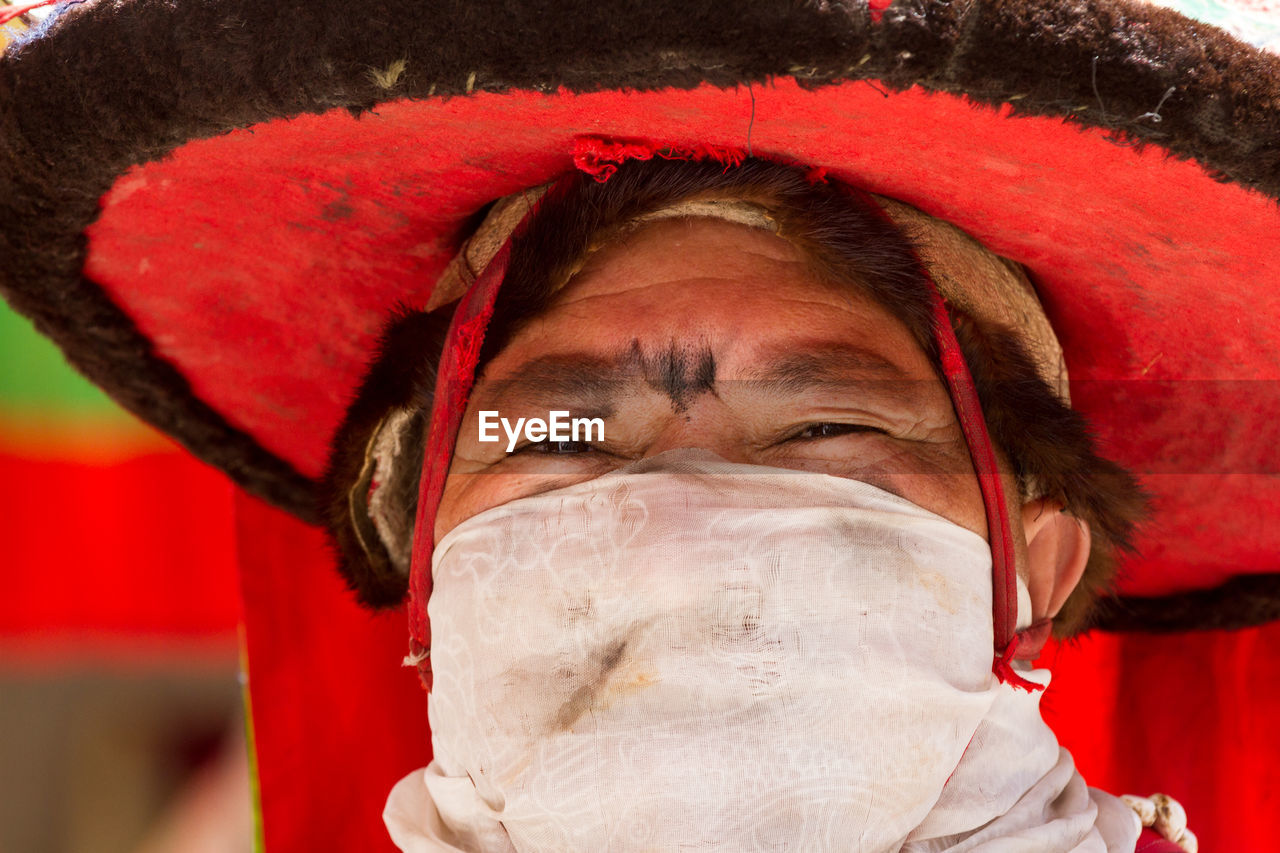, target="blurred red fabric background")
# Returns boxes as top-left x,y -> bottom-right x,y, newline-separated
0,450 -> 238,642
